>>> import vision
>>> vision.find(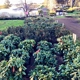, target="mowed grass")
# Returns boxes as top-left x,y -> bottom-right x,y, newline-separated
0,20 -> 24,30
